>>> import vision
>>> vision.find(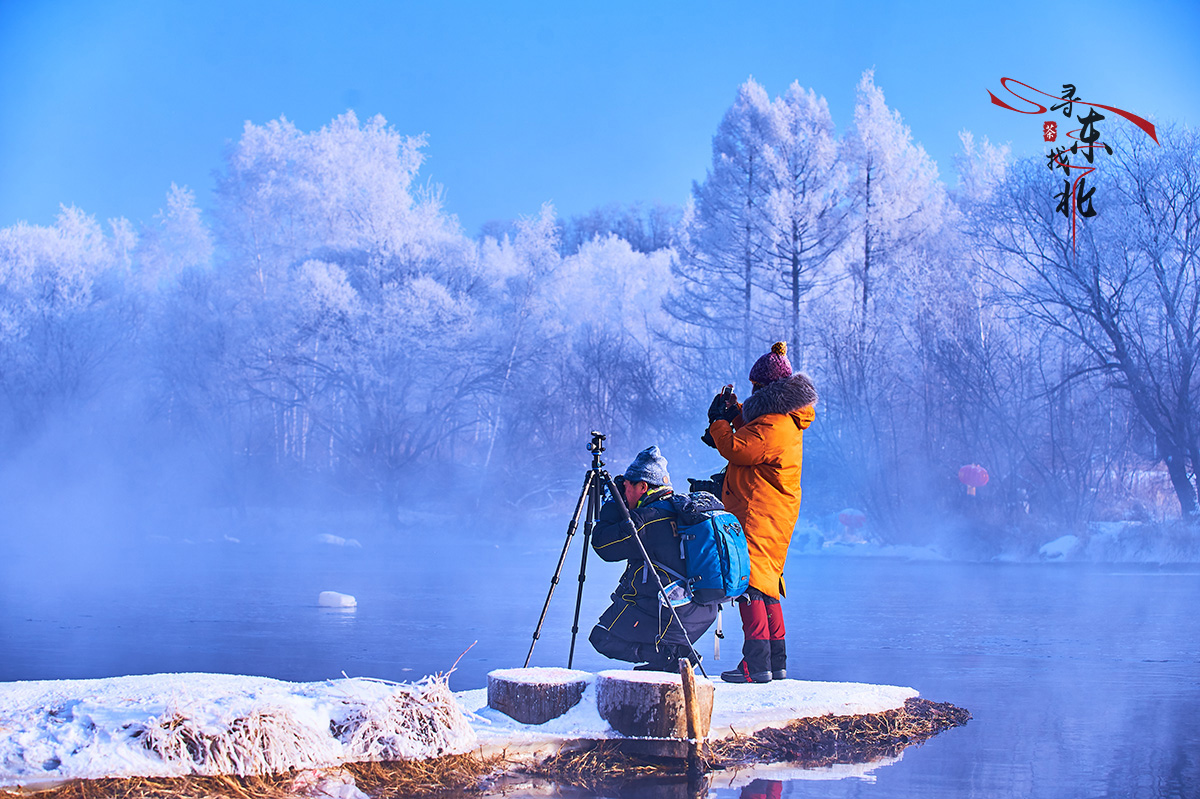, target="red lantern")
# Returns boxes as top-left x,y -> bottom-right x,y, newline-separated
836,508 -> 867,544
838,509 -> 866,529
958,464 -> 989,496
